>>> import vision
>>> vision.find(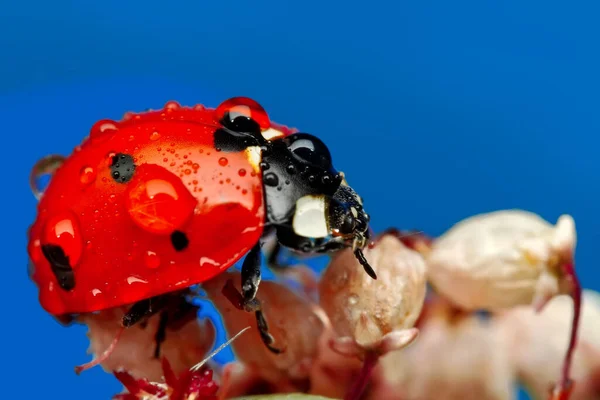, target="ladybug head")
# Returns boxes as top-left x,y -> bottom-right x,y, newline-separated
261,132 -> 372,262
